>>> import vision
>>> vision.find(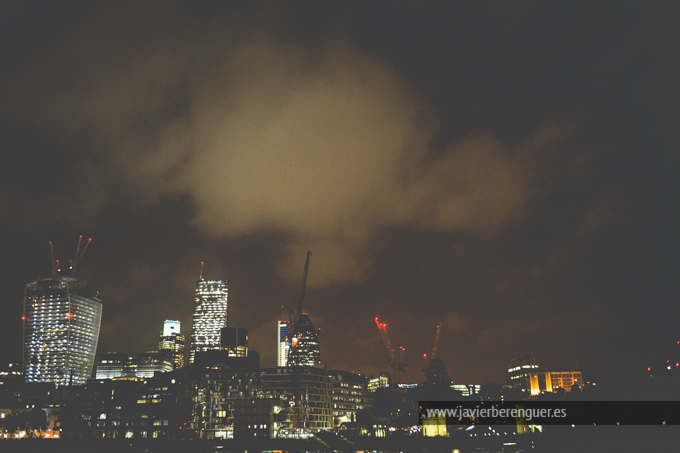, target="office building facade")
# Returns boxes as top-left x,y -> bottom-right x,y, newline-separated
158,320 -> 186,369
277,321 -> 291,367
189,279 -> 228,364
287,314 -> 321,367
261,367 -> 333,436
95,352 -> 135,380
23,277 -> 103,386
220,327 -> 248,357
135,351 -> 174,378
